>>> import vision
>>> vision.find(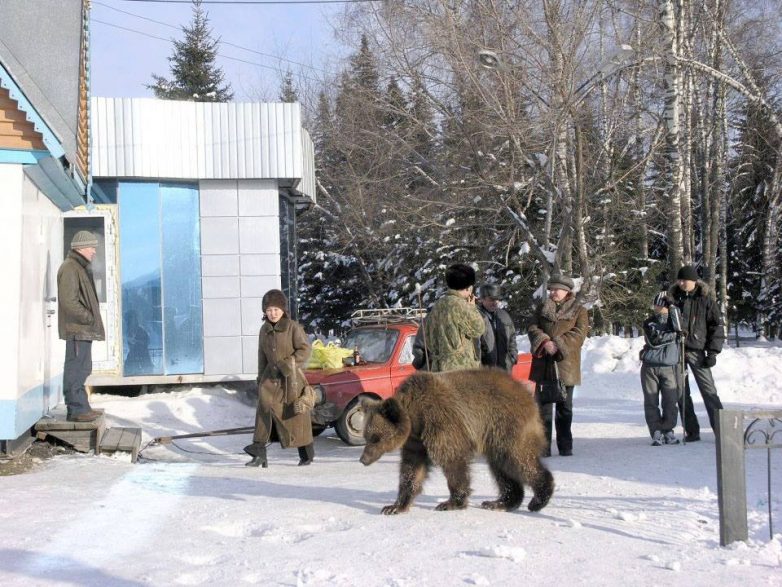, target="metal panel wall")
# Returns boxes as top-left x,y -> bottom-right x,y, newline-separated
91,98 -> 313,196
